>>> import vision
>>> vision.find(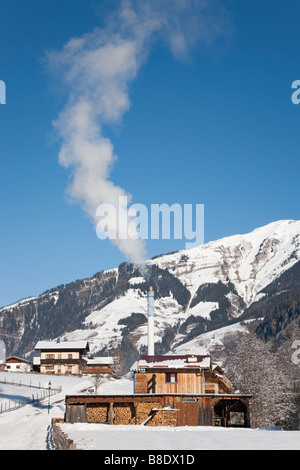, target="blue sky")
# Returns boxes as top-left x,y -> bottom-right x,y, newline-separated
0,0 -> 300,307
